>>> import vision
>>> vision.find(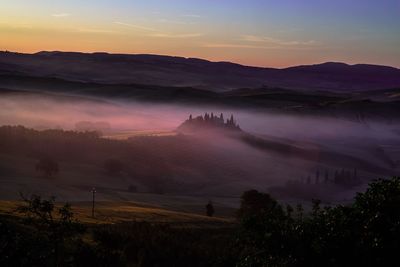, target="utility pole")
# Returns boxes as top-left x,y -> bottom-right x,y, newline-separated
91,187 -> 96,218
